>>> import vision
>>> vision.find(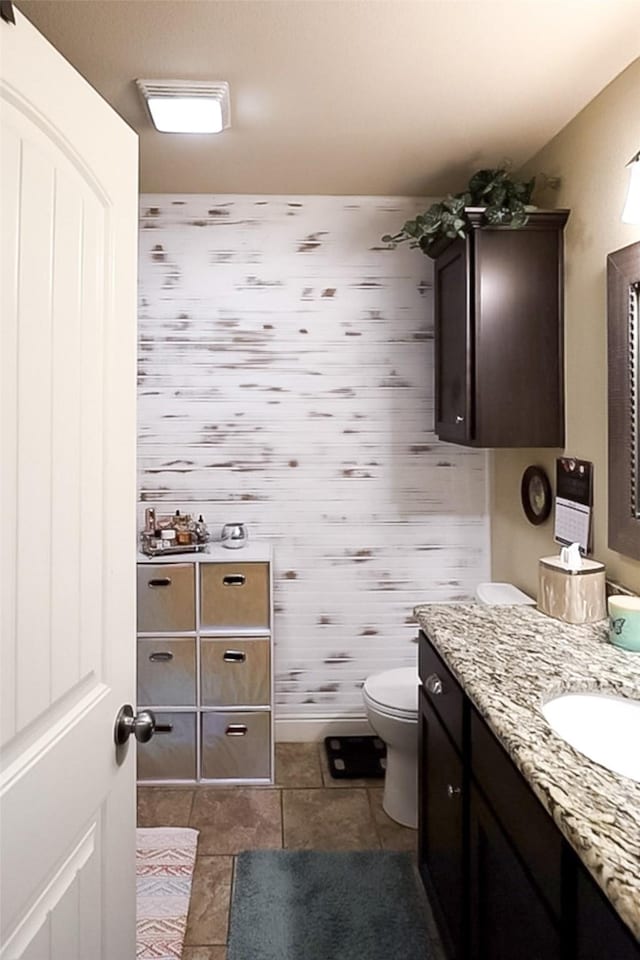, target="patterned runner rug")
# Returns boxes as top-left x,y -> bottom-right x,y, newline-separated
136,827 -> 199,960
